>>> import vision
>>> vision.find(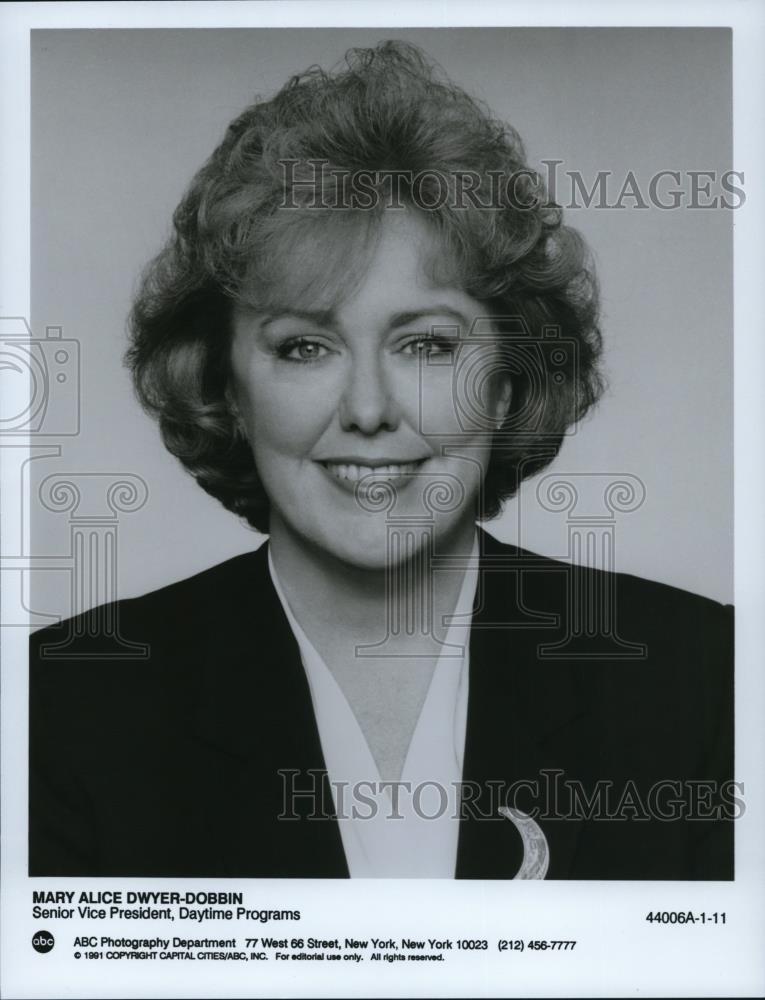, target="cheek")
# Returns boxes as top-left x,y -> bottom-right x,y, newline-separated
415,362 -> 498,438
410,368 -> 462,436
240,375 -> 334,458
